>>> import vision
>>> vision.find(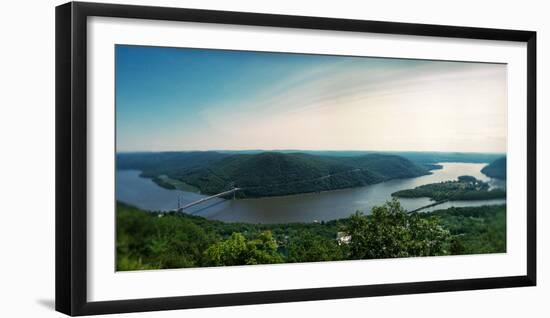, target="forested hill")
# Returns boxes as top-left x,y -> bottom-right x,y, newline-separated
392,175 -> 506,201
117,151 -> 429,198
481,157 -> 507,180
